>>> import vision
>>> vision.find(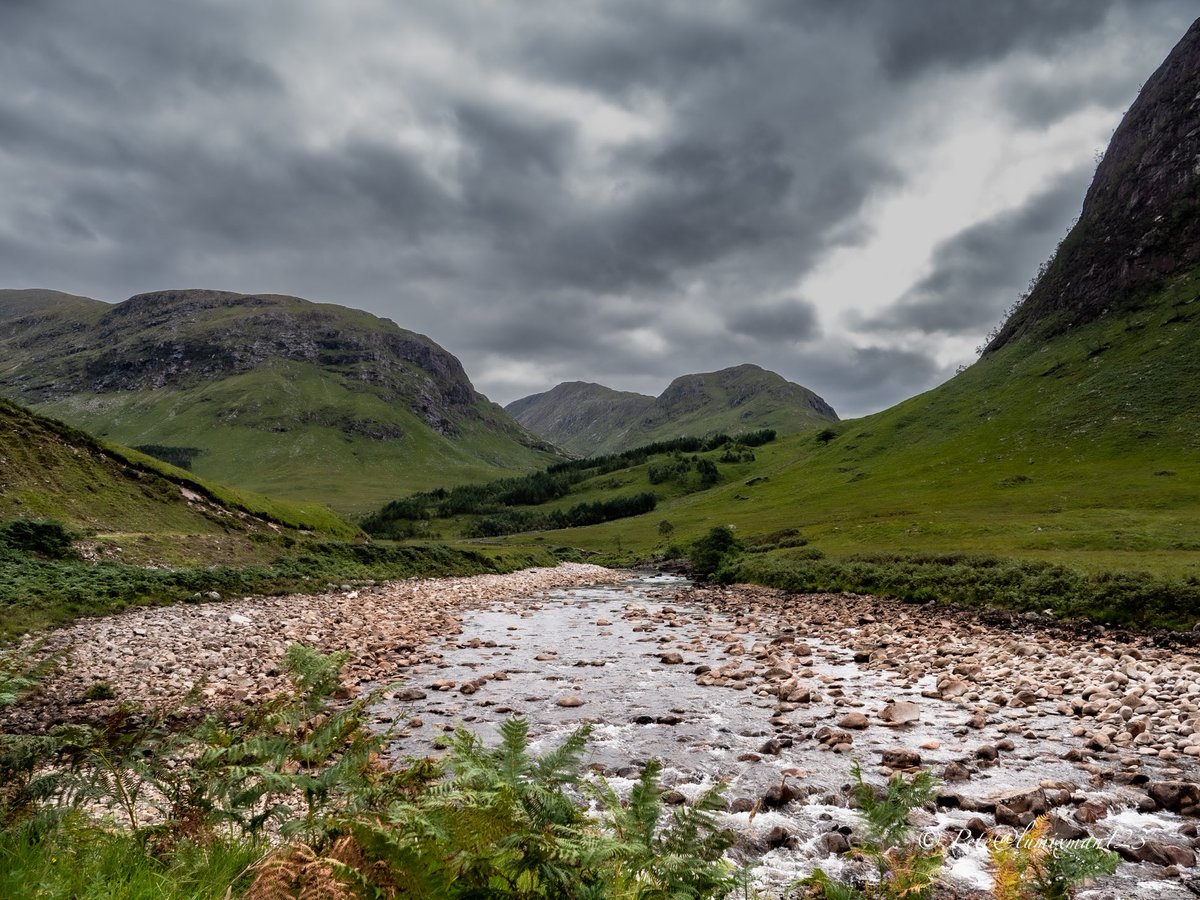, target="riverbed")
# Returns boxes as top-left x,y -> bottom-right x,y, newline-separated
373,572 -> 1200,899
